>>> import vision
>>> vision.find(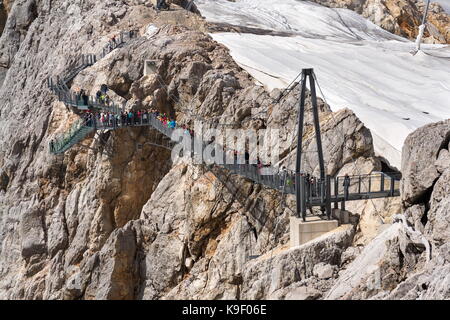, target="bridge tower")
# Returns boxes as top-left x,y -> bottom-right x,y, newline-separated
295,68 -> 332,222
